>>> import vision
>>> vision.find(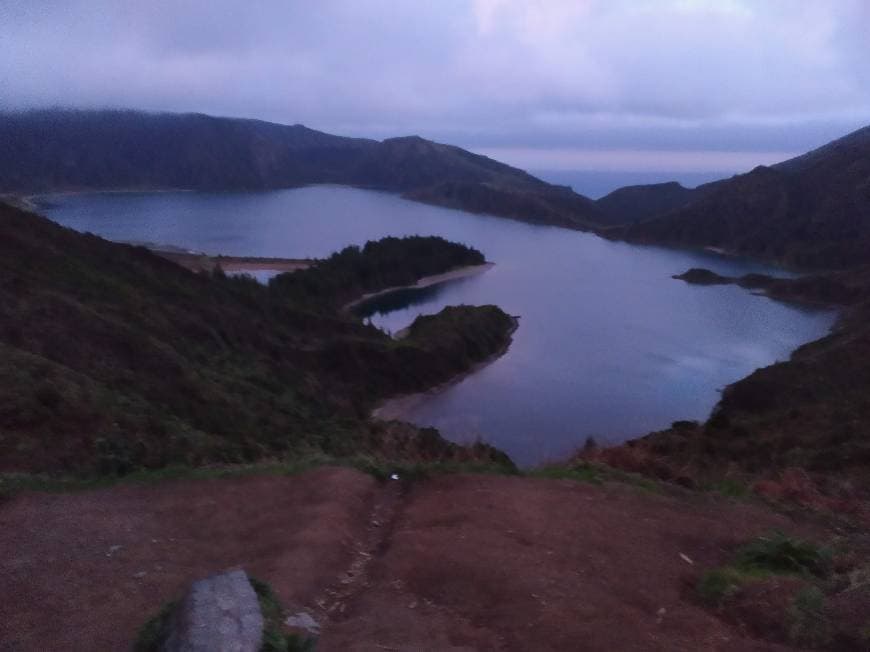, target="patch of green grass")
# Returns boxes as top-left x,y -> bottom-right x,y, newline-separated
734,532 -> 831,577
703,478 -> 753,499
696,567 -> 761,606
133,600 -> 176,652
530,462 -> 663,493
532,463 -> 605,484
0,452 -> 520,500
696,532 -> 831,608
250,578 -> 317,652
